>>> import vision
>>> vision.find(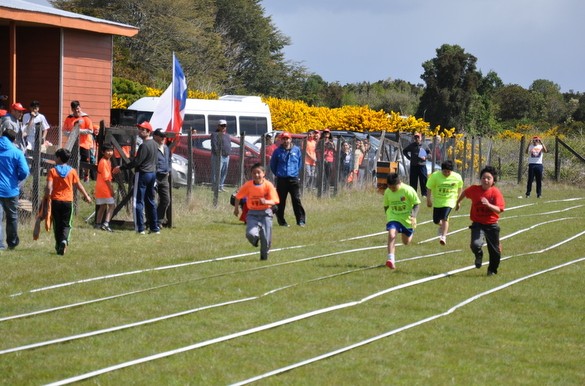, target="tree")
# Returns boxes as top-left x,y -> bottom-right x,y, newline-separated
529,79 -> 569,124
416,44 -> 481,132
494,84 -> 534,121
